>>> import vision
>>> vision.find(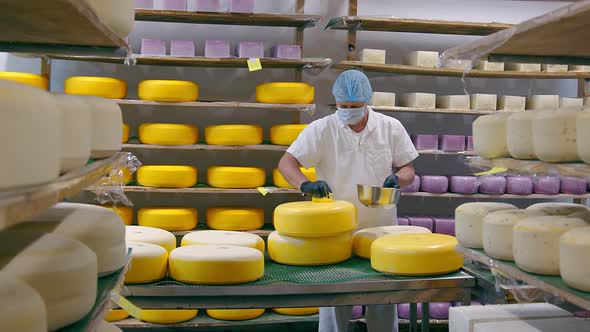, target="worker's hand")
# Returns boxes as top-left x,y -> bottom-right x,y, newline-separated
383,174 -> 400,189
300,181 -> 332,198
